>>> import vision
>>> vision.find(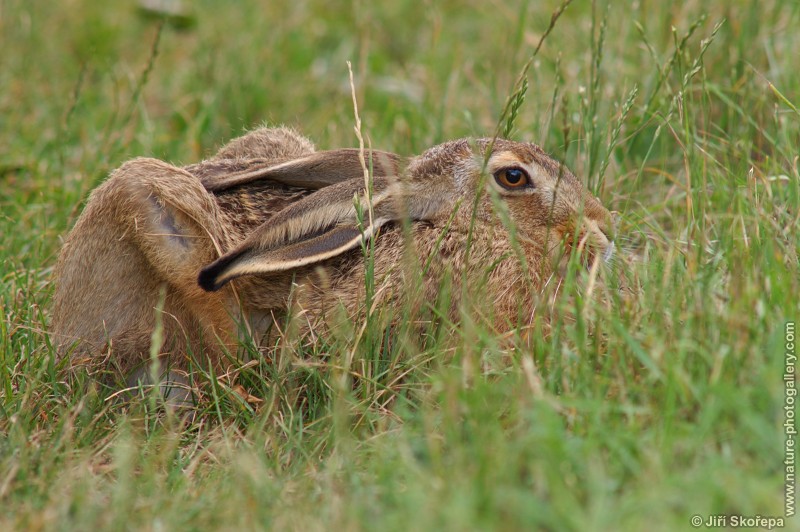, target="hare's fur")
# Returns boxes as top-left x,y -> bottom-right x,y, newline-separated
52,128 -> 613,379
